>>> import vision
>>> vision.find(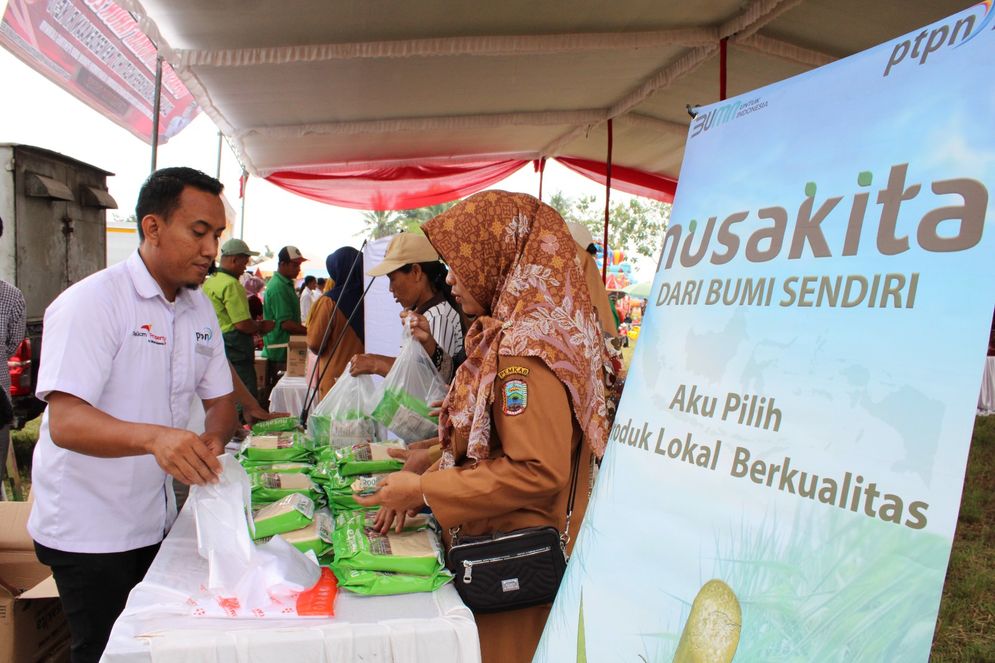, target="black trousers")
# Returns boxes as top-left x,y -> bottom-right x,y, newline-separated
34,541 -> 160,663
